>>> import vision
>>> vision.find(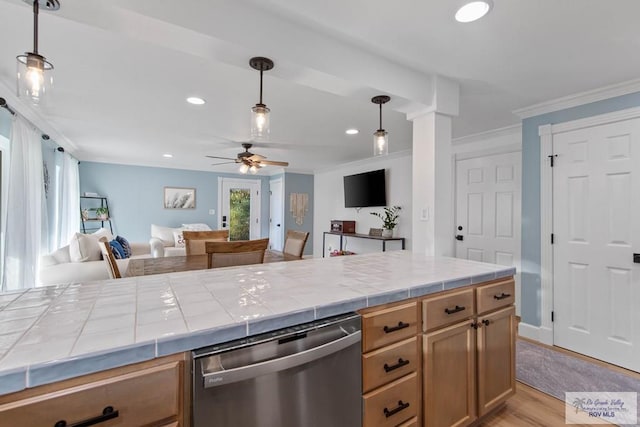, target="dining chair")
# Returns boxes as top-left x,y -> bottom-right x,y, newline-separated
99,239 -> 122,279
205,238 -> 269,269
282,230 -> 310,258
183,230 -> 230,255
